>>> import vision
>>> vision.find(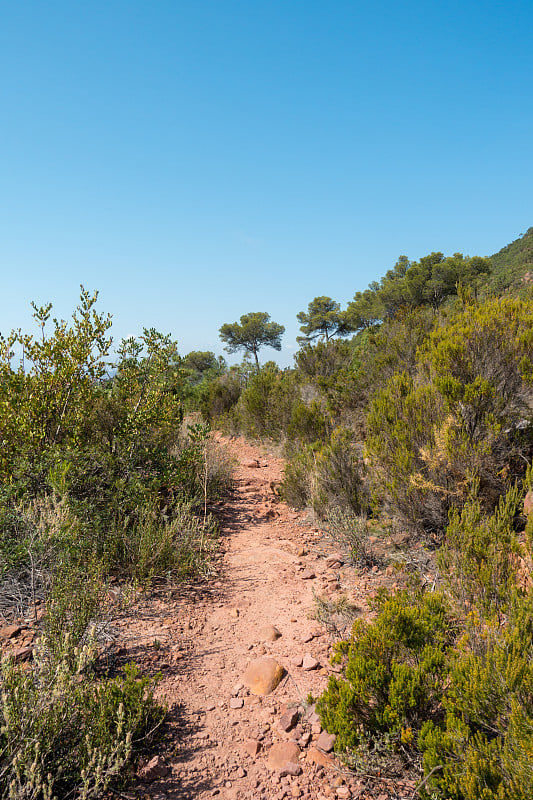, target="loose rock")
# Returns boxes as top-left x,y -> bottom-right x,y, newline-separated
259,624 -> 282,642
307,746 -> 333,769
316,732 -> 336,752
302,654 -> 319,671
279,709 -> 299,732
243,657 -> 284,696
0,625 -> 22,640
138,755 -> 169,782
267,742 -> 301,771
279,762 -> 302,777
244,739 -> 262,757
